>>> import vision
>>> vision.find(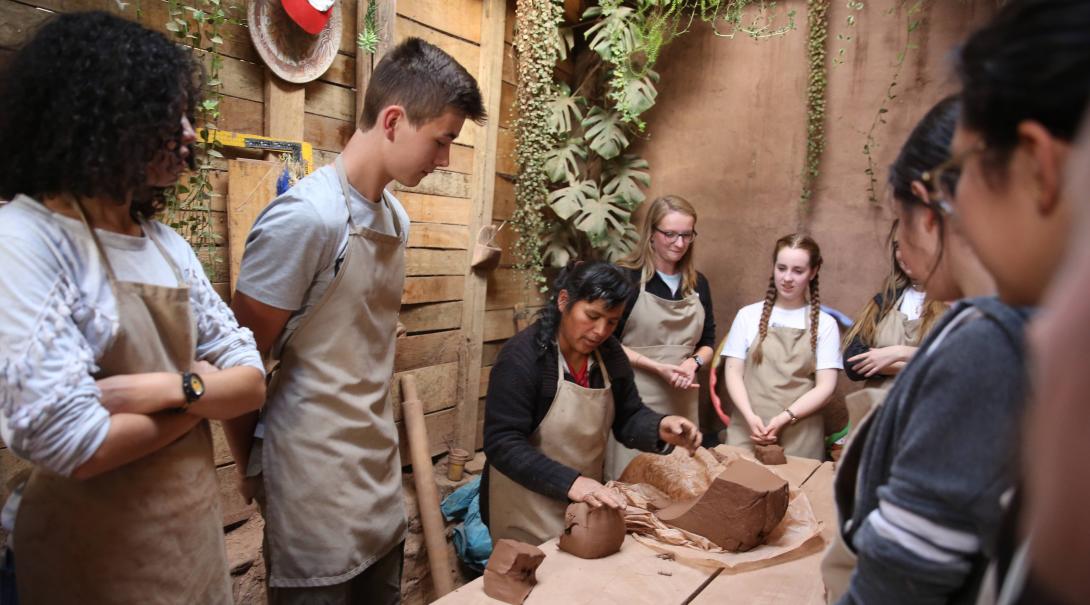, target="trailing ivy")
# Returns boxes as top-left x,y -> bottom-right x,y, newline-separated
800,0 -> 828,220
160,0 -> 238,278
512,0 -> 564,290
